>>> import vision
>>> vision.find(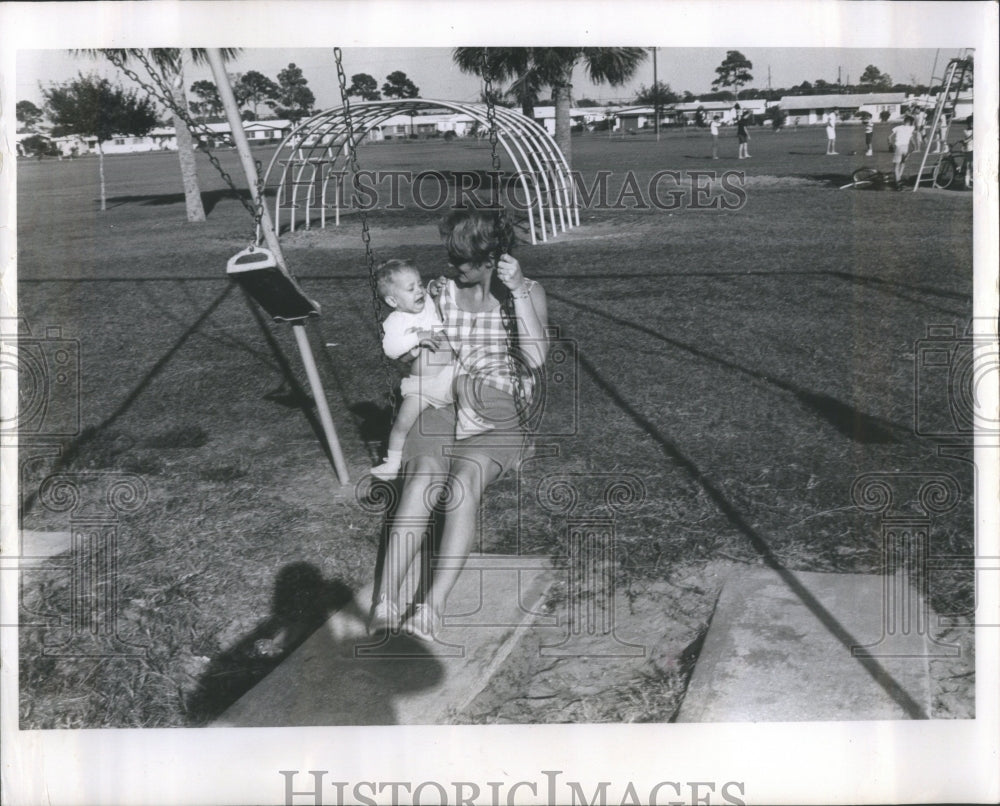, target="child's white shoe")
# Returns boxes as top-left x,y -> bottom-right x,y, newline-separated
371,460 -> 400,480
